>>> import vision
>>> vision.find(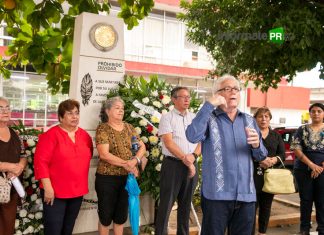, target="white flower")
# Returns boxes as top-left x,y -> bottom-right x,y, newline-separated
162,109 -> 168,115
149,136 -> 159,145
36,198 -> 42,205
141,136 -> 148,143
22,218 -> 30,223
151,148 -> 160,157
135,127 -> 142,135
32,183 -> 37,188
152,91 -> 158,97
142,97 -> 149,104
169,105 -> 174,111
152,128 -> 158,136
31,177 -> 36,183
130,111 -> 137,118
139,119 -> 147,126
155,163 -> 162,171
35,212 -> 43,219
160,155 -> 164,161
27,139 -> 35,147
189,108 -> 194,113
161,90 -> 167,94
162,95 -> 171,104
138,109 -> 145,116
28,213 -> 35,219
19,209 -> 27,218
25,150 -> 31,156
32,147 -> 36,154
23,181 -> 29,187
27,156 -> 32,163
150,116 -> 160,124
31,194 -> 37,201
15,219 -> 19,229
24,168 -> 33,178
16,230 -> 22,235
153,101 -> 162,108
145,151 -> 149,157
23,225 -> 34,234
